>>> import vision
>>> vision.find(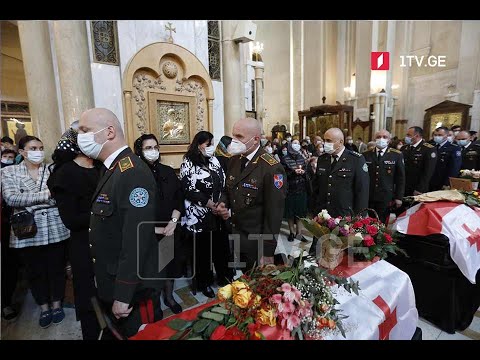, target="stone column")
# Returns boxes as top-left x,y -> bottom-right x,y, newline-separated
52,21 -> 94,128
221,21 -> 245,137
17,21 -> 62,157
471,90 -> 480,132
379,93 -> 387,130
354,21 -> 372,109
254,64 -> 265,124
